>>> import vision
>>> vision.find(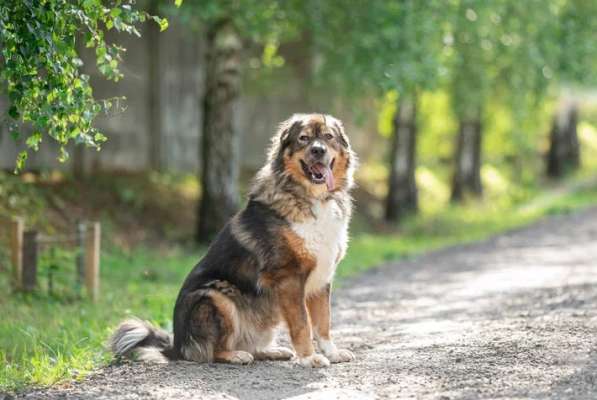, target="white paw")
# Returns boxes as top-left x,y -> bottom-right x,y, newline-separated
318,339 -> 356,363
229,351 -> 254,364
297,353 -> 330,368
325,348 -> 355,363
